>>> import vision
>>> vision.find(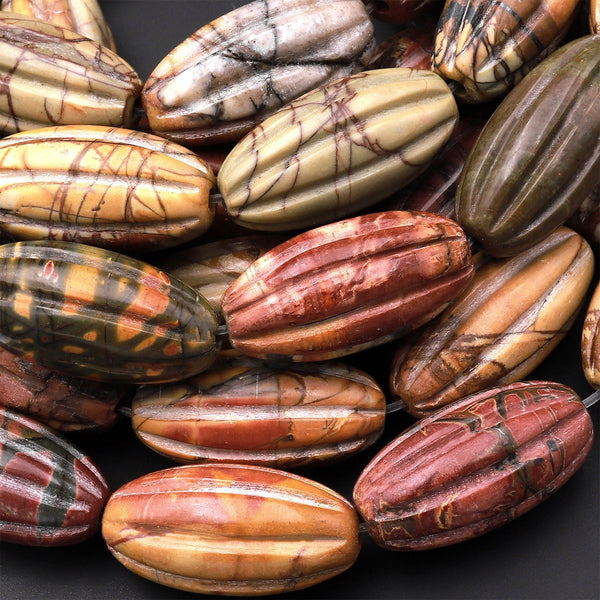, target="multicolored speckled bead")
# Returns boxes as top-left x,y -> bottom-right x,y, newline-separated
0,241 -> 220,383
